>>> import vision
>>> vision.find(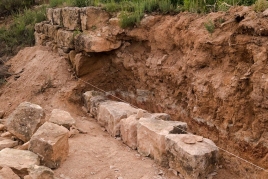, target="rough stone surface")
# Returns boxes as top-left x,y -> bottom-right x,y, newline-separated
1,131 -> 12,137
0,110 -> 4,118
71,53 -> 99,77
0,148 -> 40,176
62,7 -> 81,31
75,34 -> 121,53
97,101 -> 138,137
43,24 -> 59,39
166,134 -> 218,179
57,29 -> 74,50
52,8 -> 62,26
49,109 -> 75,129
6,102 -> 45,142
28,165 -> 55,179
0,124 -> 5,131
83,91 -> 106,117
46,8 -> 53,24
0,166 -> 20,179
29,122 -> 69,169
0,137 -> 18,150
80,7 -> 110,31
120,114 -> 139,149
137,118 -> 187,166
